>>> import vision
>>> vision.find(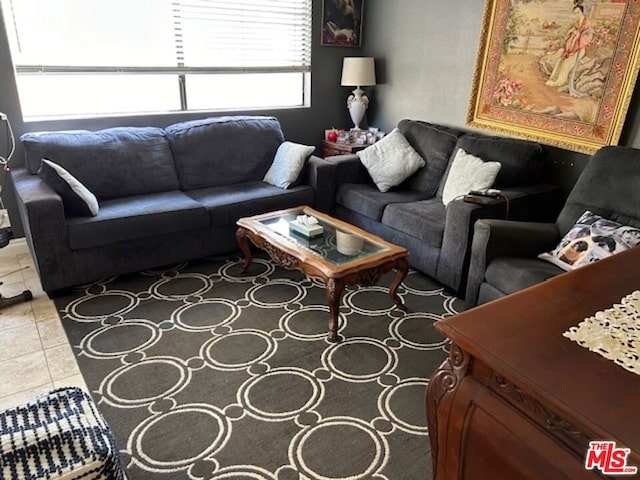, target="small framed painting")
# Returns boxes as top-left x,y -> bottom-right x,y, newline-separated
321,0 -> 364,47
